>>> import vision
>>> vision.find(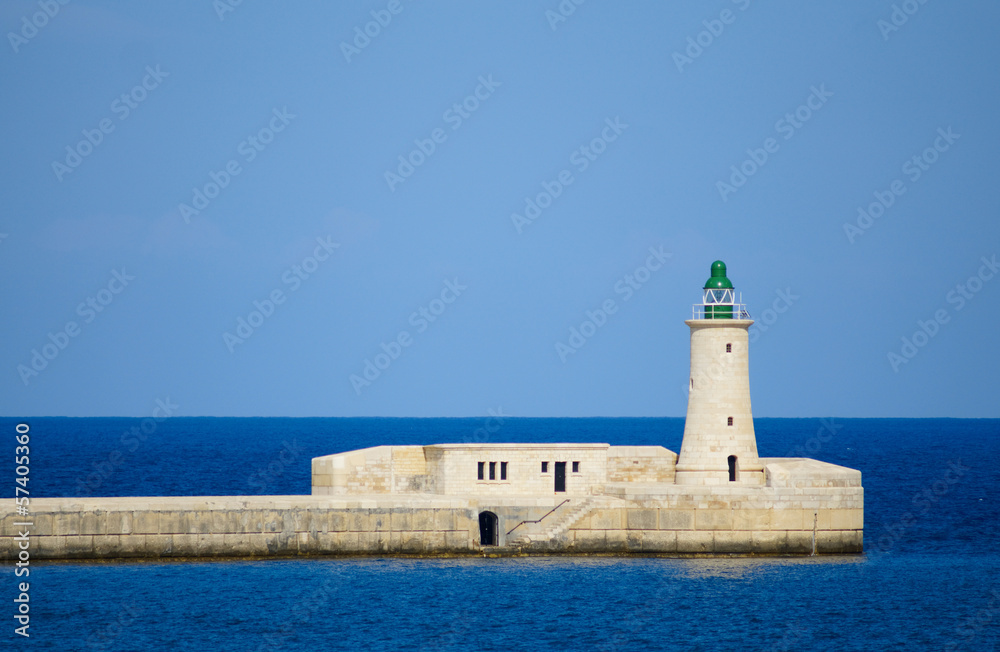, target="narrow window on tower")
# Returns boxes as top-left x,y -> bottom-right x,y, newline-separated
727,416 -> 734,426
478,462 -> 485,480
690,377 -> 694,389
726,343 -> 732,353
489,462 -> 496,480
500,461 -> 507,480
